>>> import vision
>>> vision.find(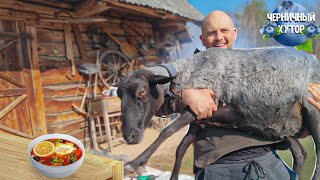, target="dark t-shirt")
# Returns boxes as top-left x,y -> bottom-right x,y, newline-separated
214,144 -> 272,163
